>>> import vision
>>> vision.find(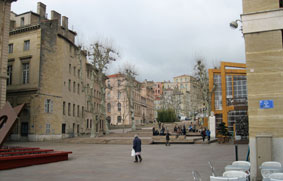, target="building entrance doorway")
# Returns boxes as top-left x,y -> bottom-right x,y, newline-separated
21,122 -> 28,136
